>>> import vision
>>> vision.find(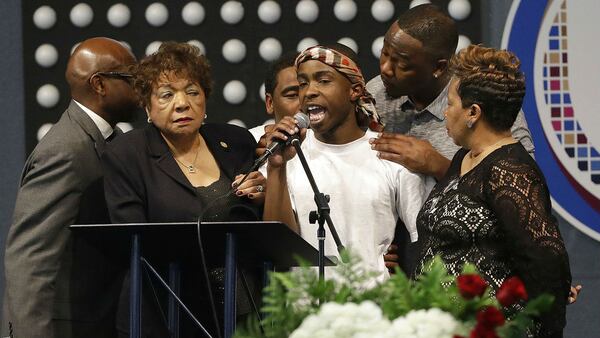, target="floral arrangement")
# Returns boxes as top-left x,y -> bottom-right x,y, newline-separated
235,253 -> 553,338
